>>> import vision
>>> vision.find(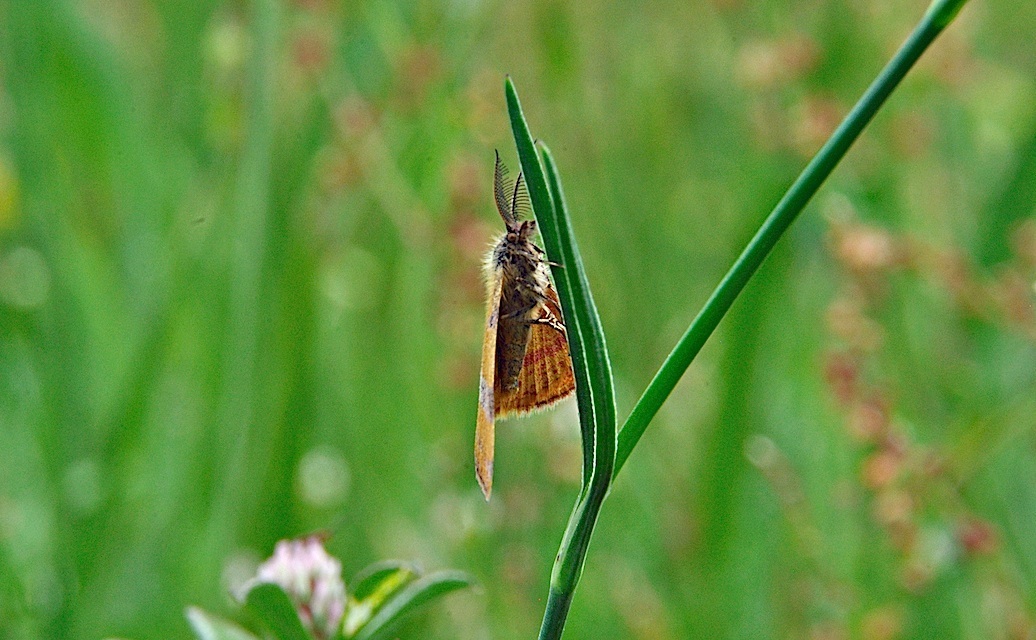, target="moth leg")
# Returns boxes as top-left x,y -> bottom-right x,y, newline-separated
526,309 -> 566,335
499,311 -> 564,334
529,245 -> 564,268
499,303 -> 565,334
537,316 -> 566,335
